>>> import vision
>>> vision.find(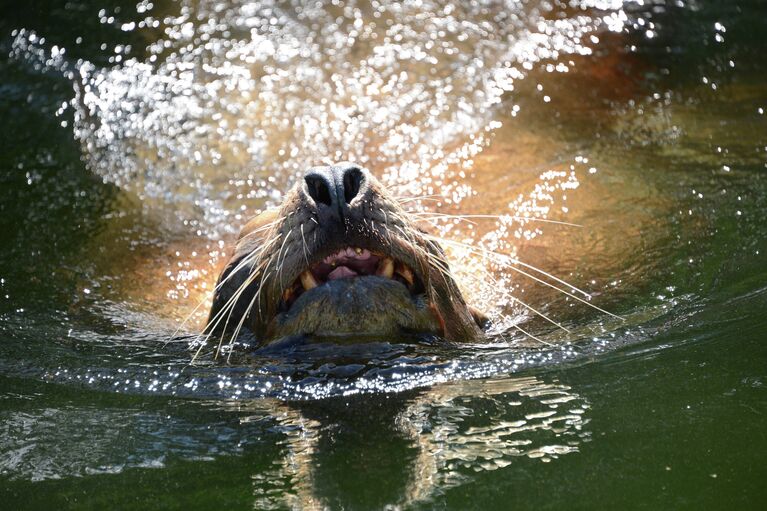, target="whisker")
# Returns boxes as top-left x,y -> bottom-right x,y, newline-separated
238,219 -> 280,240
300,223 -> 310,267
424,234 -> 593,299
171,253 -> 256,346
214,270 -> 262,359
224,269 -> 273,362
413,212 -> 582,228
275,229 -> 294,291
437,245 -> 572,335
380,209 -> 395,252
394,195 -> 446,204
192,255 -> 275,356
171,235 -> 281,347
512,323 -> 554,347
194,270 -> 261,363
421,234 -> 623,321
478,268 -> 572,335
